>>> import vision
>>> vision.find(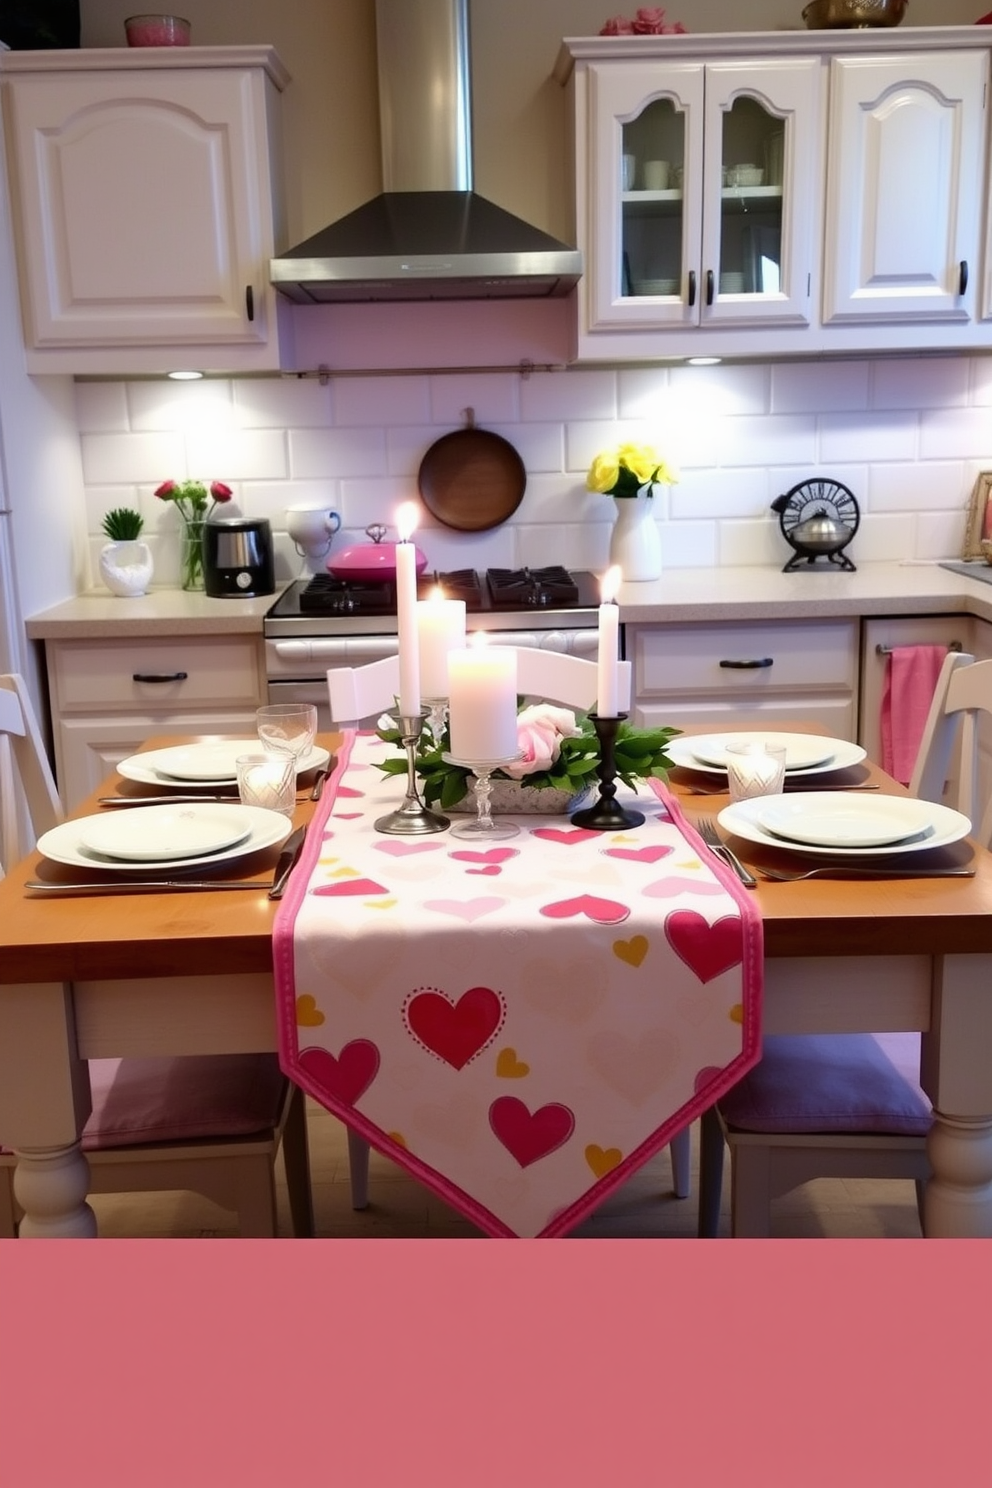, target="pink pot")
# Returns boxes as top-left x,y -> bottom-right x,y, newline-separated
328,541 -> 428,584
